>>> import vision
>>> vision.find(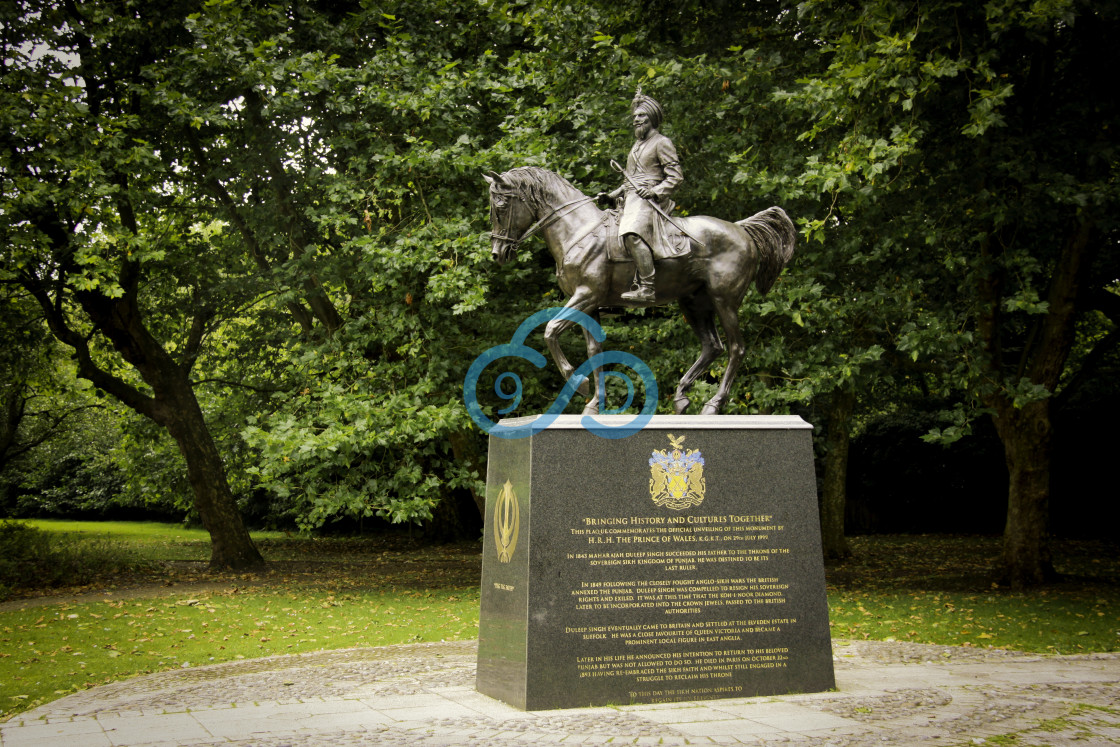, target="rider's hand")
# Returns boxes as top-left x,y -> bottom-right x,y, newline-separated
636,186 -> 654,199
